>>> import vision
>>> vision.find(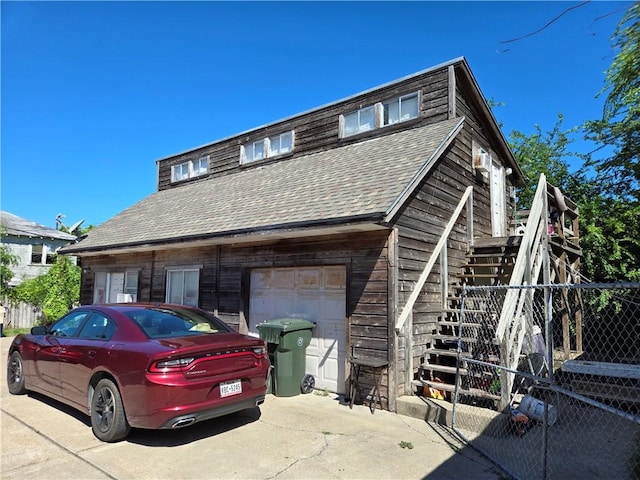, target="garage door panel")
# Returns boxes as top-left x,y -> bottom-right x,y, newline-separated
250,266 -> 346,394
